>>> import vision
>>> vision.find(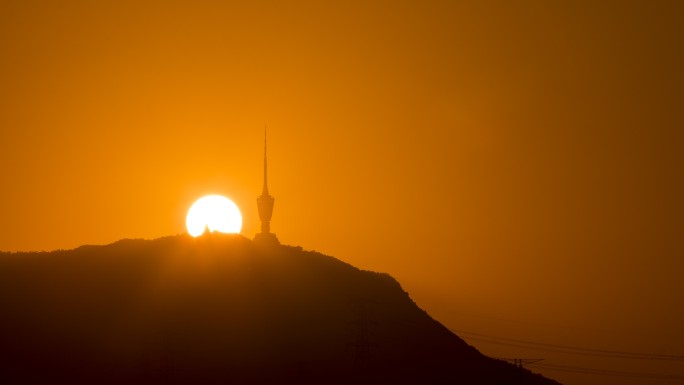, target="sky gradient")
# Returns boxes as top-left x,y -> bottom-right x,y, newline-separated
1,1 -> 683,383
